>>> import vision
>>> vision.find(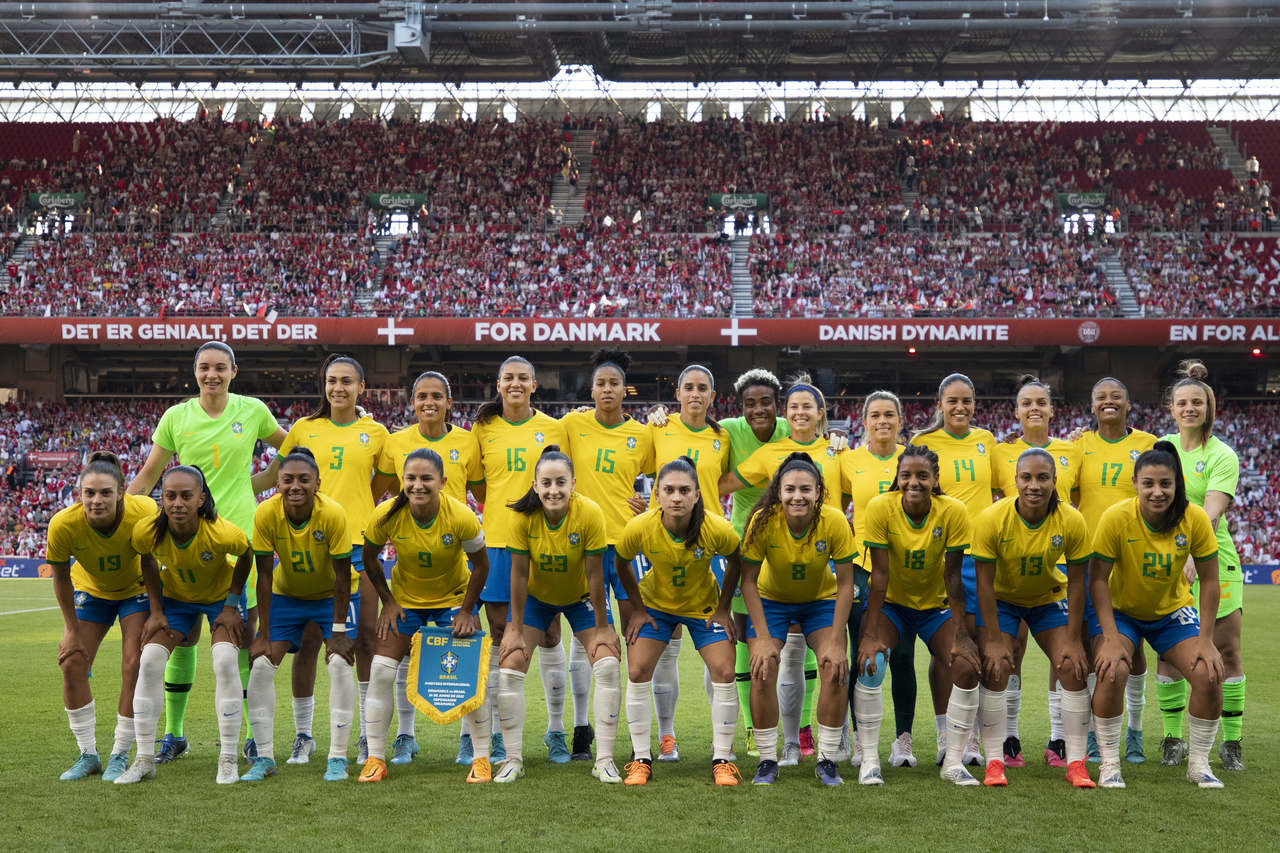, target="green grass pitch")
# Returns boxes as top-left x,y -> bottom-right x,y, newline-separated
1,579 -> 1274,852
